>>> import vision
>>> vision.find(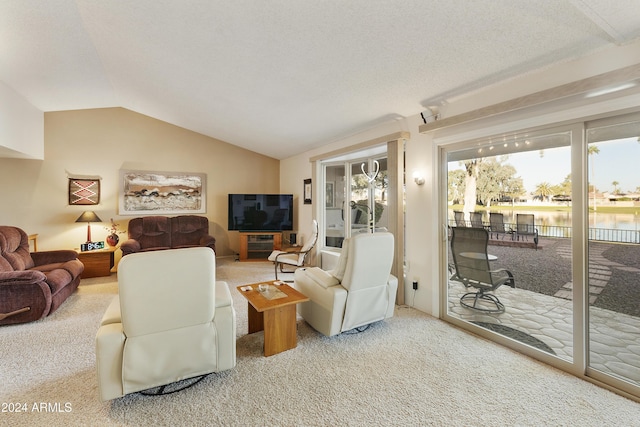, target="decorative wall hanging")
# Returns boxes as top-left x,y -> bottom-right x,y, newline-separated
119,169 -> 206,215
303,178 -> 312,204
69,178 -> 101,205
